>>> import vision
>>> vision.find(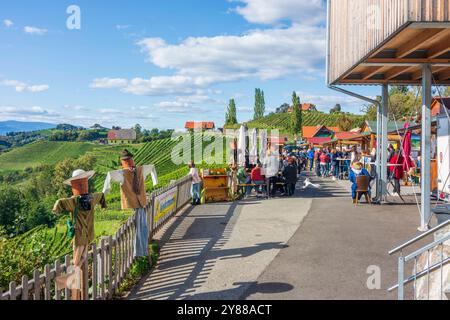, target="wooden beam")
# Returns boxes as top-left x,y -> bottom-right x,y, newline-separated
383,66 -> 416,80
411,66 -> 450,81
366,58 -> 450,64
339,78 -> 450,85
361,66 -> 385,80
396,29 -> 447,58
427,30 -> 450,58
437,69 -> 450,81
